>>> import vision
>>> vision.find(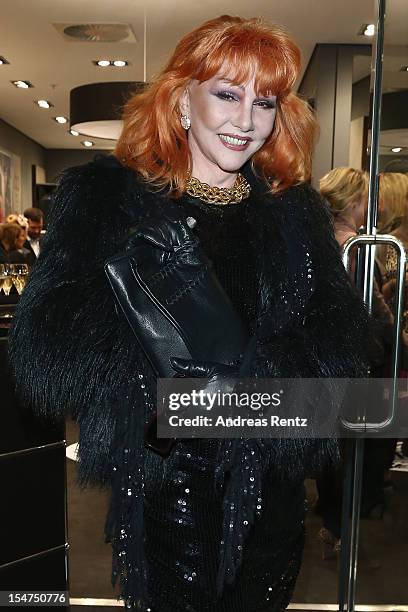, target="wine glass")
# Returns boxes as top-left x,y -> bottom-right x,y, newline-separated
10,263 -> 29,295
0,264 -> 6,295
0,264 -> 13,296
